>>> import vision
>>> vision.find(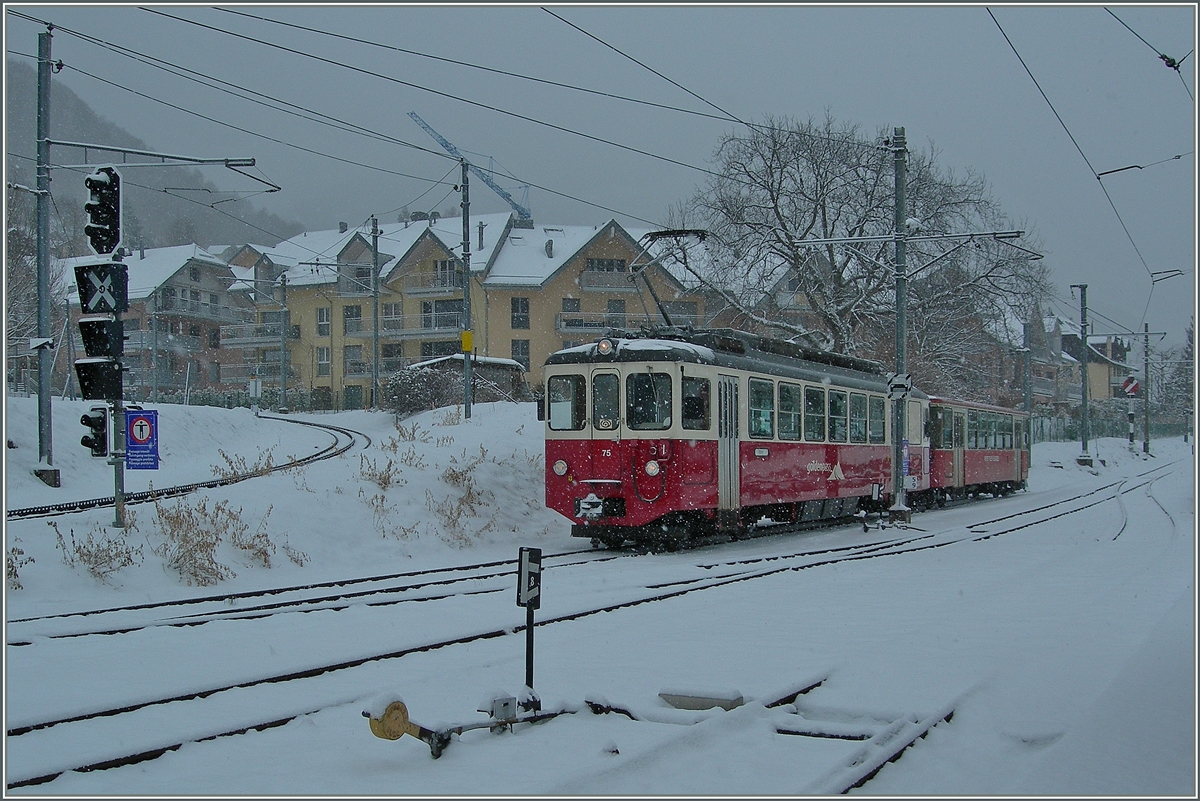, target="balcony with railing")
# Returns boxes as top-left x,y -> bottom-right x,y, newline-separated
157,299 -> 254,323
402,272 -> 464,297
344,312 -> 463,340
220,362 -> 299,383
72,329 -> 204,354
578,270 -> 637,292
554,312 -> 669,333
219,322 -> 300,347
